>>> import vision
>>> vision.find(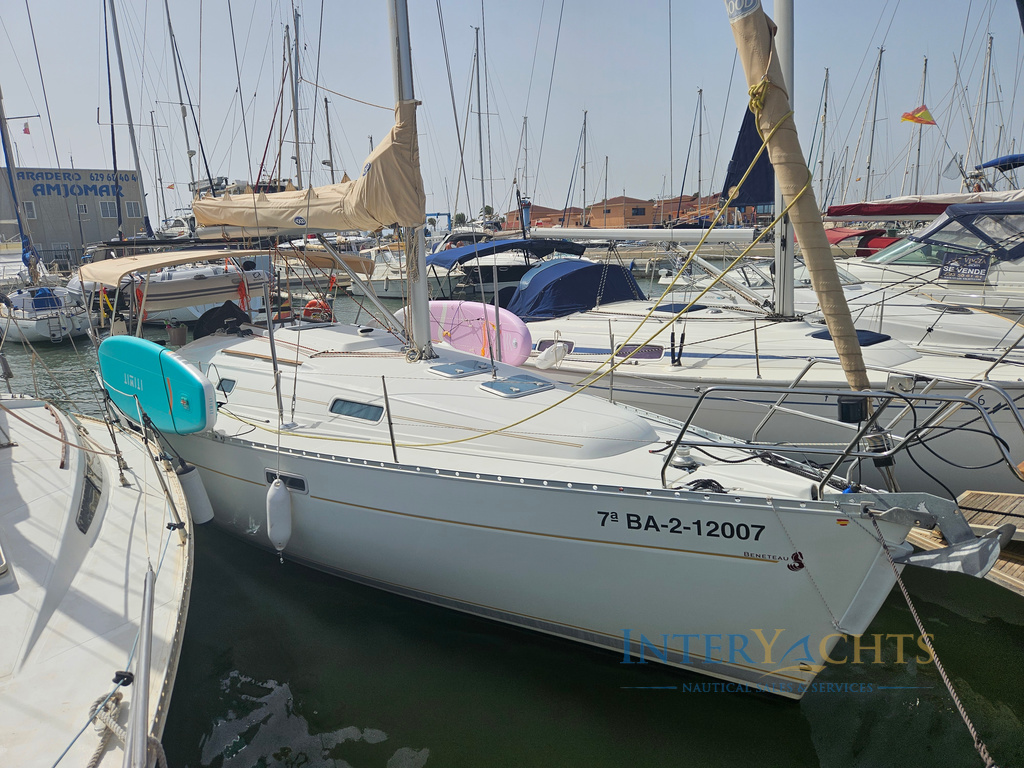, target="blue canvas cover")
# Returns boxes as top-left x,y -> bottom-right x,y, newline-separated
426,238 -> 586,270
505,259 -> 646,321
31,287 -> 60,310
